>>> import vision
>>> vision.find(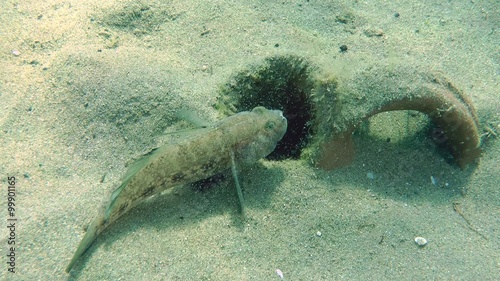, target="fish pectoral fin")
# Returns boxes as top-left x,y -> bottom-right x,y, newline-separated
230,150 -> 245,214
175,108 -> 212,128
